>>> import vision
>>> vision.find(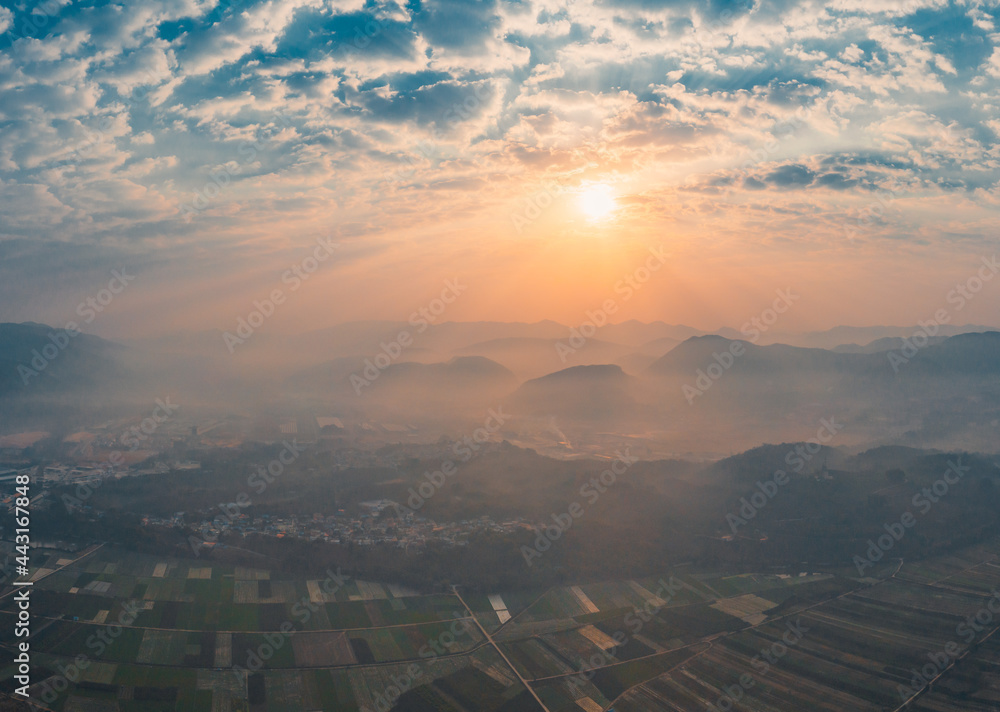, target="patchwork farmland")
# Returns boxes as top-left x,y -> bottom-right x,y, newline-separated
7,541 -> 1000,710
